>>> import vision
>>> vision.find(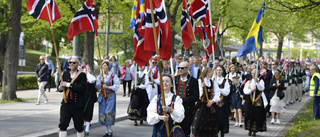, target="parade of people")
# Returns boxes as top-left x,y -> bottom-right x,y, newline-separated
2,0 -> 320,137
